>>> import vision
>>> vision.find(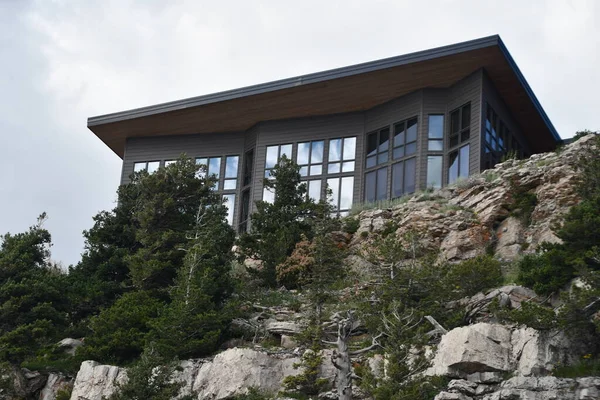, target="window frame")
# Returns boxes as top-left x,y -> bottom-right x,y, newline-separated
364,116 -> 419,202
